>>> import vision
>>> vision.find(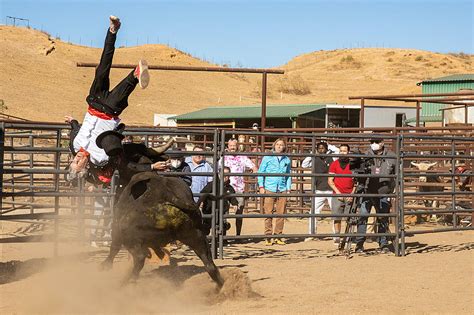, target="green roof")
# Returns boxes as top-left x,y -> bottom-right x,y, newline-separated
417,74 -> 474,85
405,115 -> 442,123
170,104 -> 326,121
